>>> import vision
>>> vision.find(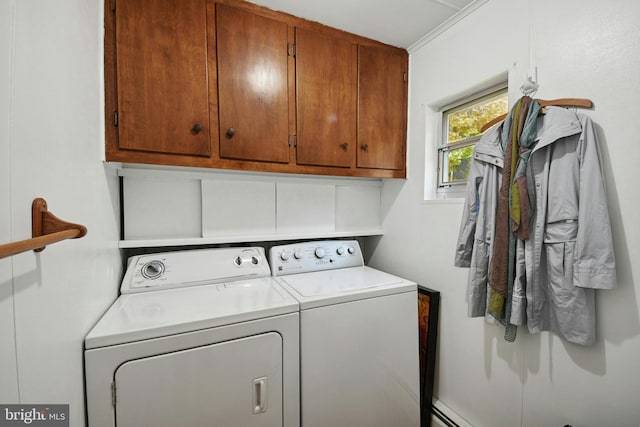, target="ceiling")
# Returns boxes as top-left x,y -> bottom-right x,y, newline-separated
249,0 -> 480,49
